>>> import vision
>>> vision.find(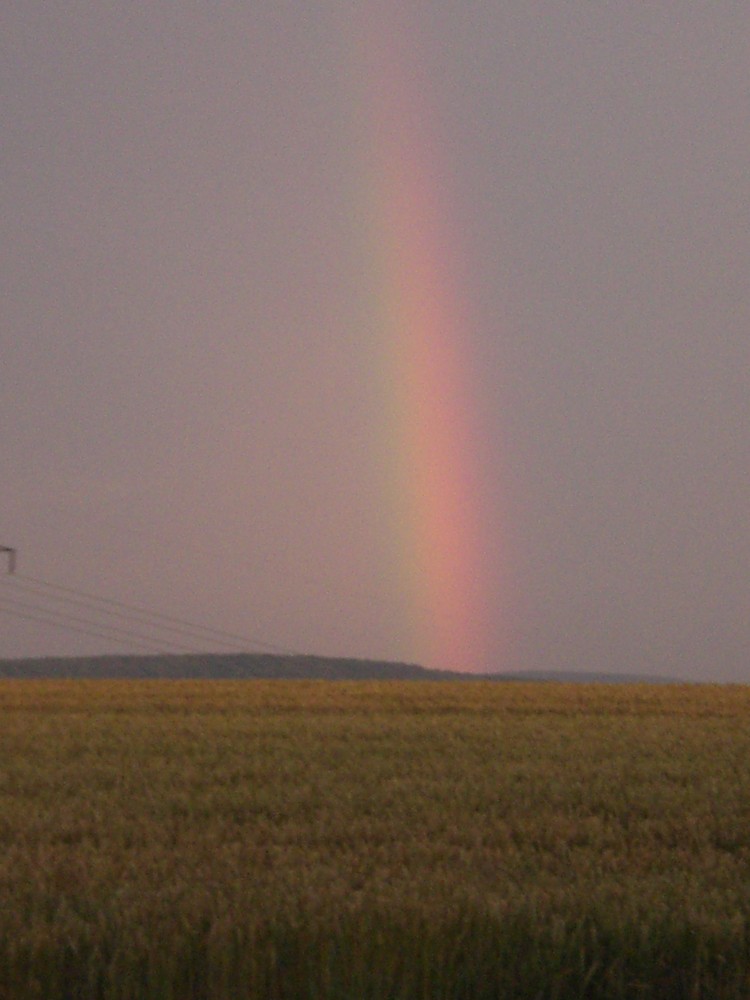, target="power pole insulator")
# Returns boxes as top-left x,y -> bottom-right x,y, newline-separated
1,547 -> 16,574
